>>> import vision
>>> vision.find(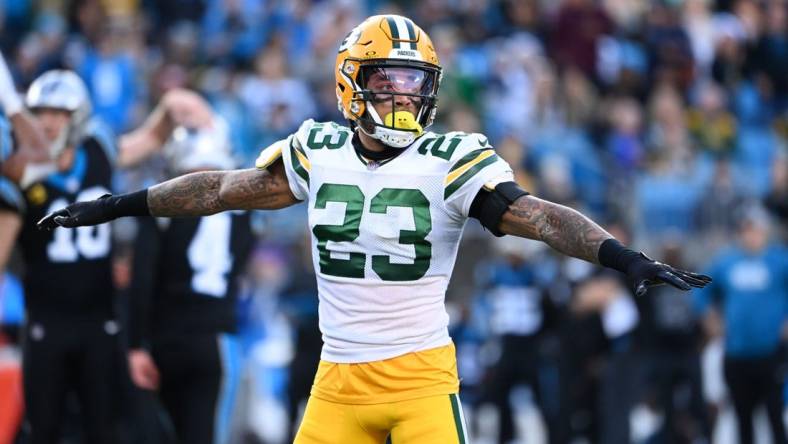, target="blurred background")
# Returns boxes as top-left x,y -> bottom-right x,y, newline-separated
0,0 -> 787,443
